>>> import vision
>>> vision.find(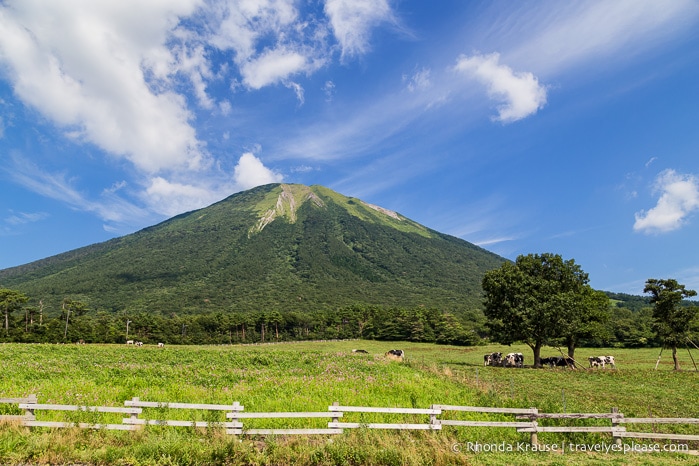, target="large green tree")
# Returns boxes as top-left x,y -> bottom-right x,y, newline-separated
0,288 -> 29,335
482,253 -> 604,367
556,286 -> 611,359
643,278 -> 698,370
